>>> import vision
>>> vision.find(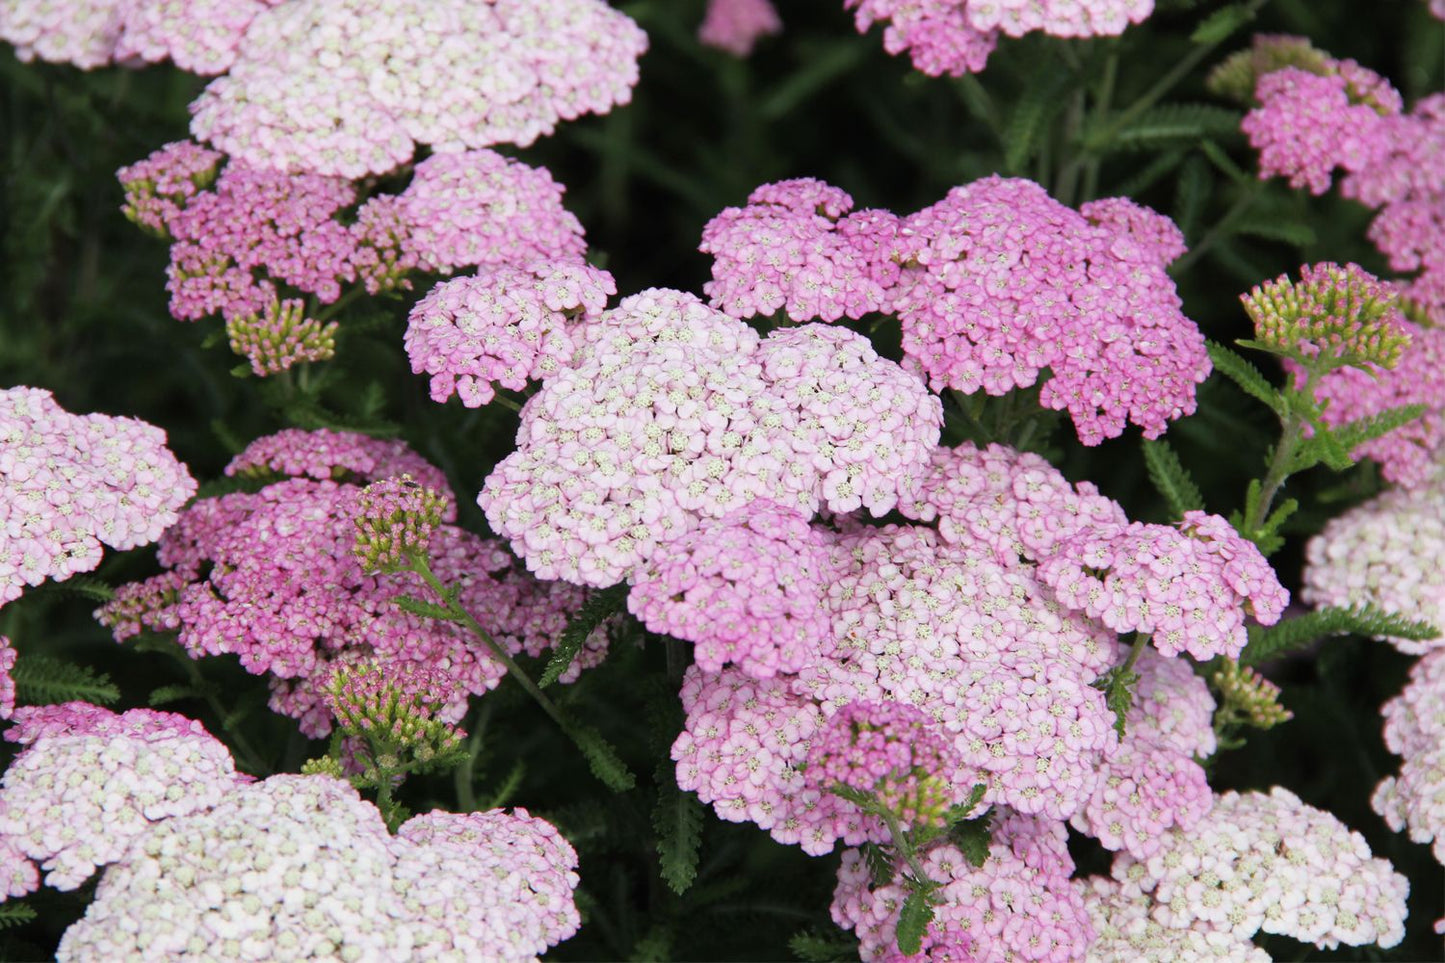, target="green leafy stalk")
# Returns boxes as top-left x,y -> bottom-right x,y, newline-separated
1142,437 -> 1205,518
541,583 -> 627,687
1242,604 -> 1439,666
